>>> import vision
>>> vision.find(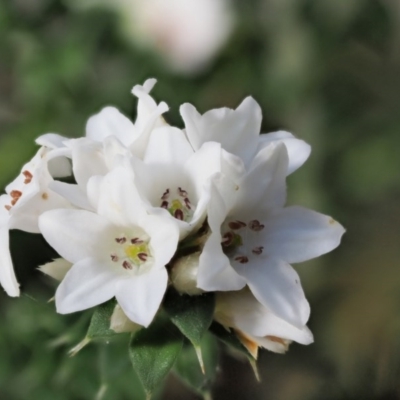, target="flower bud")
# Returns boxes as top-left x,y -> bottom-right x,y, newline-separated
110,304 -> 142,334
170,252 -> 204,295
